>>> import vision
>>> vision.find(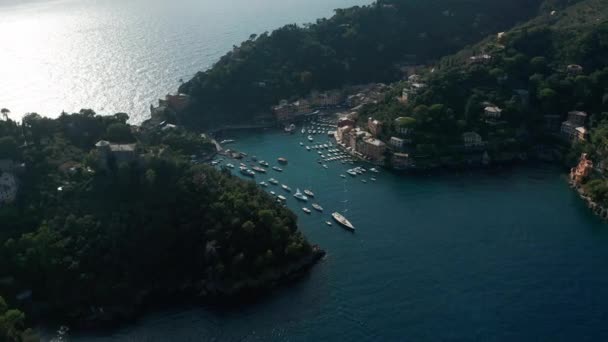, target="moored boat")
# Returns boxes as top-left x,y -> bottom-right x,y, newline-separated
259,160 -> 270,167
302,207 -> 312,214
252,166 -> 267,173
278,157 -> 288,165
293,189 -> 308,202
281,184 -> 292,192
332,212 -> 355,231
312,203 -> 323,212
272,166 -> 283,172
259,181 -> 268,187
308,135 -> 314,142
325,221 -> 333,226
268,178 -> 279,185
304,189 -> 315,197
